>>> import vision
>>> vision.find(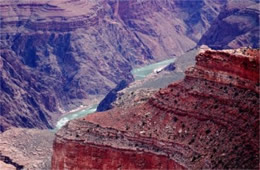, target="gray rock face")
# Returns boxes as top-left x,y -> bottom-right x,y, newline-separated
199,0 -> 260,49
0,128 -> 55,170
0,0 -> 258,131
0,0 -> 146,131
